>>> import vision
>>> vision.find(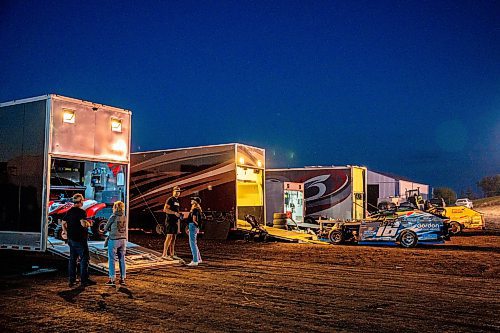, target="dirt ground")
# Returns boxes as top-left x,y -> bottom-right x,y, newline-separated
1,213 -> 499,332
